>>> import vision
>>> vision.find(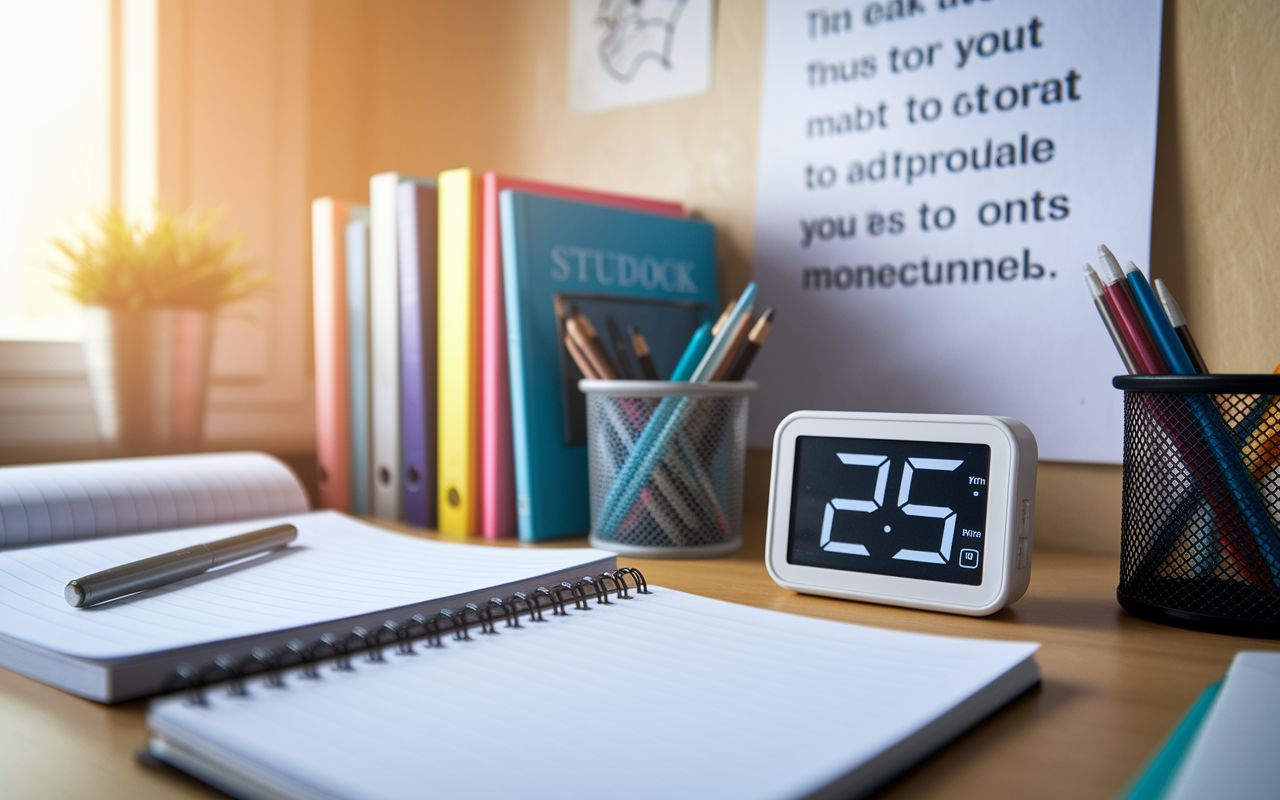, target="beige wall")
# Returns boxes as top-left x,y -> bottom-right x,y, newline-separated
306,0 -> 1280,555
